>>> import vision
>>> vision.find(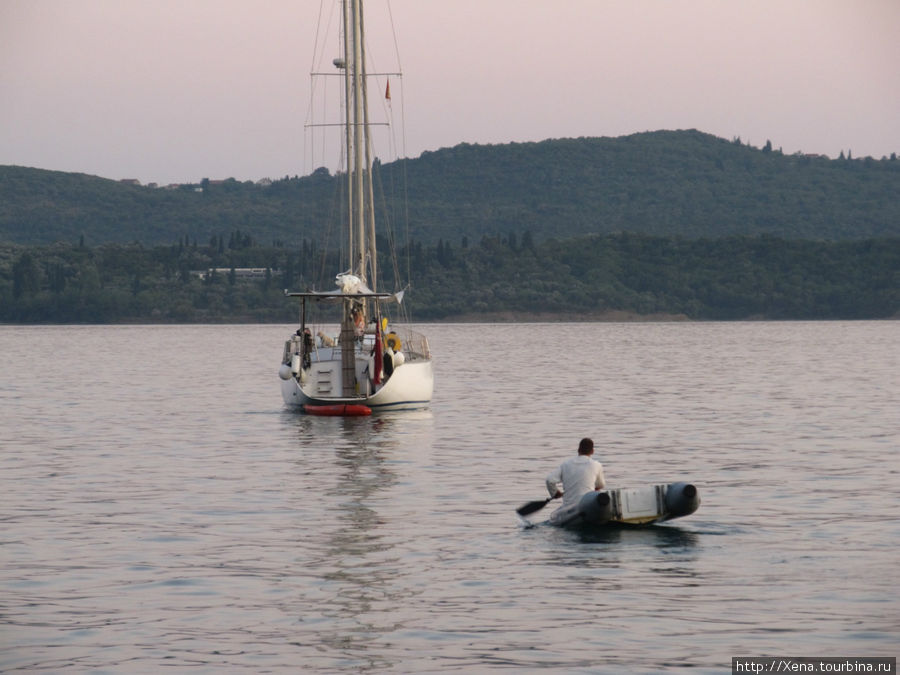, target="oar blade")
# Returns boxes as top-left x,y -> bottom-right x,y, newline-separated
516,498 -> 550,517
